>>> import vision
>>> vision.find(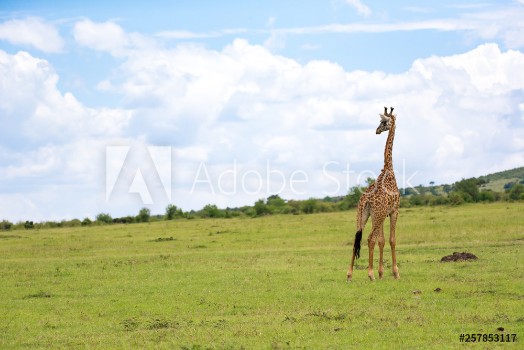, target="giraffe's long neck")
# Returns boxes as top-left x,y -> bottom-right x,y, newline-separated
383,117 -> 396,170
